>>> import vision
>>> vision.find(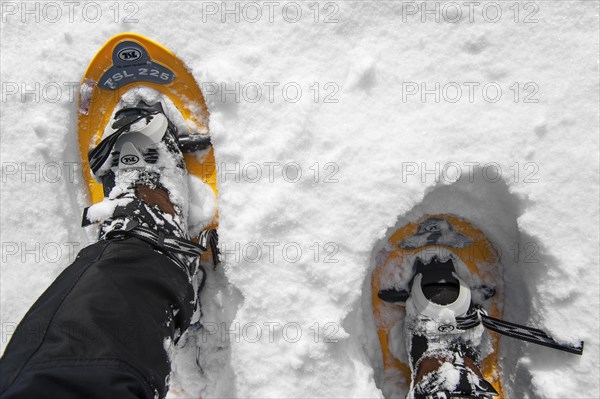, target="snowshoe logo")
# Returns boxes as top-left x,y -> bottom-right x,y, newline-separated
438,324 -> 455,332
424,224 -> 440,232
117,48 -> 142,62
120,155 -> 140,165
